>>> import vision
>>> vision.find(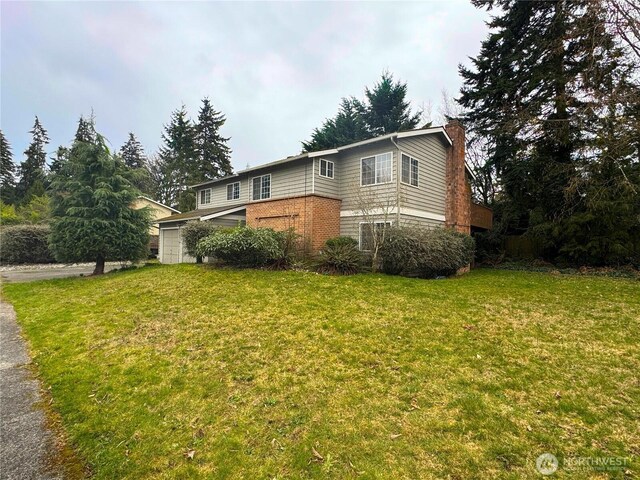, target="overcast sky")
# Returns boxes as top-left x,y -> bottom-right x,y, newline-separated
1,1 -> 490,171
